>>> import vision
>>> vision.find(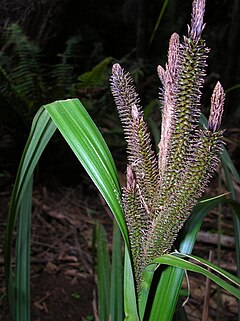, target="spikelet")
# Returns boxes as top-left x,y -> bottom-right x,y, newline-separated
122,166 -> 147,289
158,0 -> 209,188
110,64 -> 159,215
143,0 -> 225,268
158,33 -> 180,182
